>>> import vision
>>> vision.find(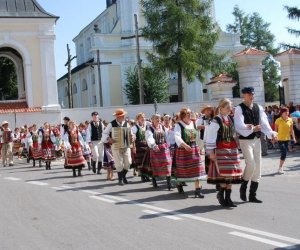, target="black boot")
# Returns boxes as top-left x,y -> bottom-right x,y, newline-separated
72,168 -> 77,177
152,177 -> 158,188
240,179 -> 248,201
78,166 -> 82,177
141,176 -> 146,182
195,188 -> 204,198
118,172 -> 124,186
97,162 -> 102,175
87,161 -> 91,171
48,162 -> 51,170
176,183 -> 184,194
217,187 -> 227,207
39,160 -> 42,168
225,189 -> 237,207
249,181 -> 263,203
122,169 -> 129,184
33,159 -> 35,167
166,176 -> 173,191
216,183 -> 221,191
91,160 -> 96,173
45,162 -> 49,170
